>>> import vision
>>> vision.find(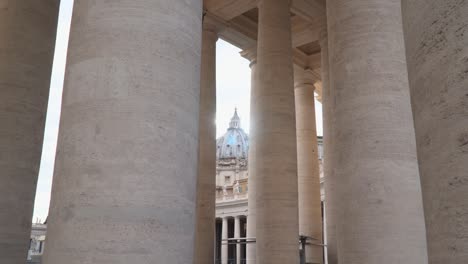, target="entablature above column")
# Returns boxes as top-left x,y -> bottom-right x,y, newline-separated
203,11 -> 228,35
204,0 -> 257,21
204,0 -> 326,23
204,0 -> 326,100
